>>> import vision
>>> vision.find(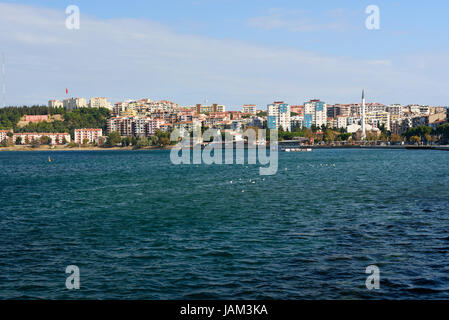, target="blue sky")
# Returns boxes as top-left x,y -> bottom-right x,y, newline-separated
1,0 -> 449,108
